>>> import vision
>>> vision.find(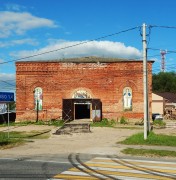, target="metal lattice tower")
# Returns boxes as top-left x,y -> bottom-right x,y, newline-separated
160,50 -> 166,72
